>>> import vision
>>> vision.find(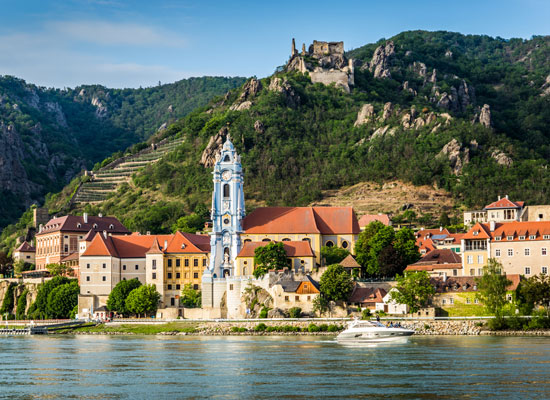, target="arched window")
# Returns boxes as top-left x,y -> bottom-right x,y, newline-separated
302,238 -> 311,243
262,238 -> 271,242
325,240 -> 334,247
223,155 -> 230,162
341,240 -> 349,249
223,184 -> 230,198
243,267 -> 247,276
244,239 -> 252,243
109,224 -> 114,230
282,238 -> 291,242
